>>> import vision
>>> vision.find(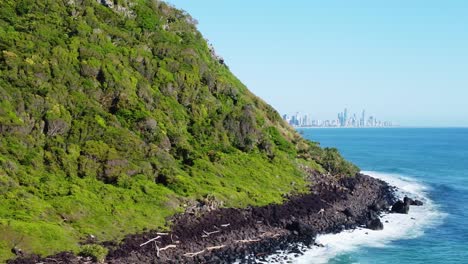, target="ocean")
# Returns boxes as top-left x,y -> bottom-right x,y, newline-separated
282,128 -> 467,264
